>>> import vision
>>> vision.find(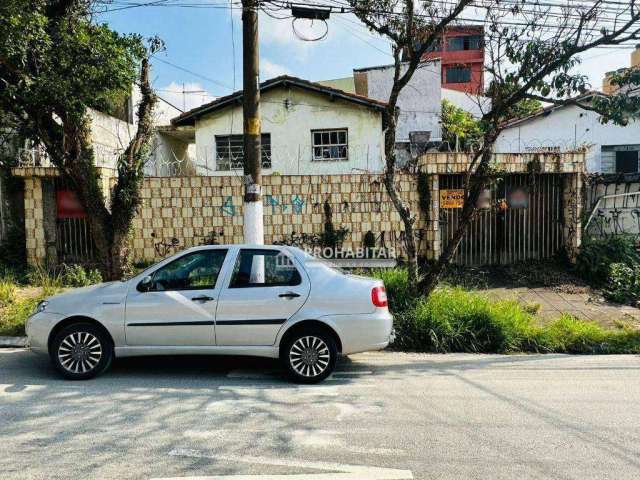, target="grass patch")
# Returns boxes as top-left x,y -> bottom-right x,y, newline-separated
388,285 -> 640,354
0,277 -> 17,307
0,295 -> 46,337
